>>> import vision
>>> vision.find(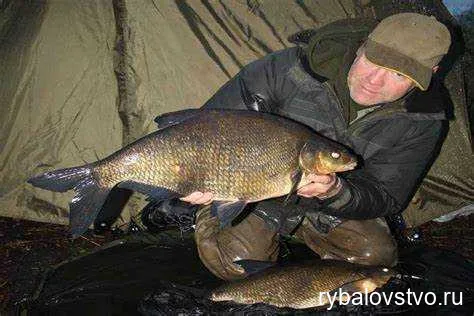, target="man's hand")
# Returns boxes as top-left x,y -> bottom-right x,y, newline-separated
180,191 -> 214,205
297,173 -> 341,199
